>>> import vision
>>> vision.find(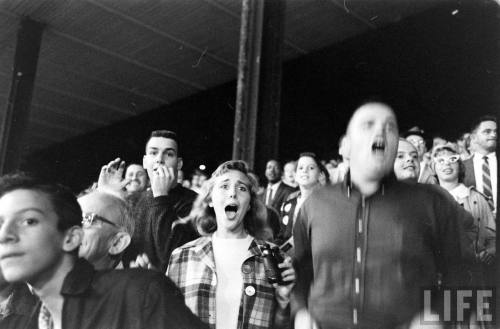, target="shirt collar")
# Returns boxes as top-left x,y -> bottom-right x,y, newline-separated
268,181 -> 281,191
474,152 -> 496,160
449,183 -> 470,200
